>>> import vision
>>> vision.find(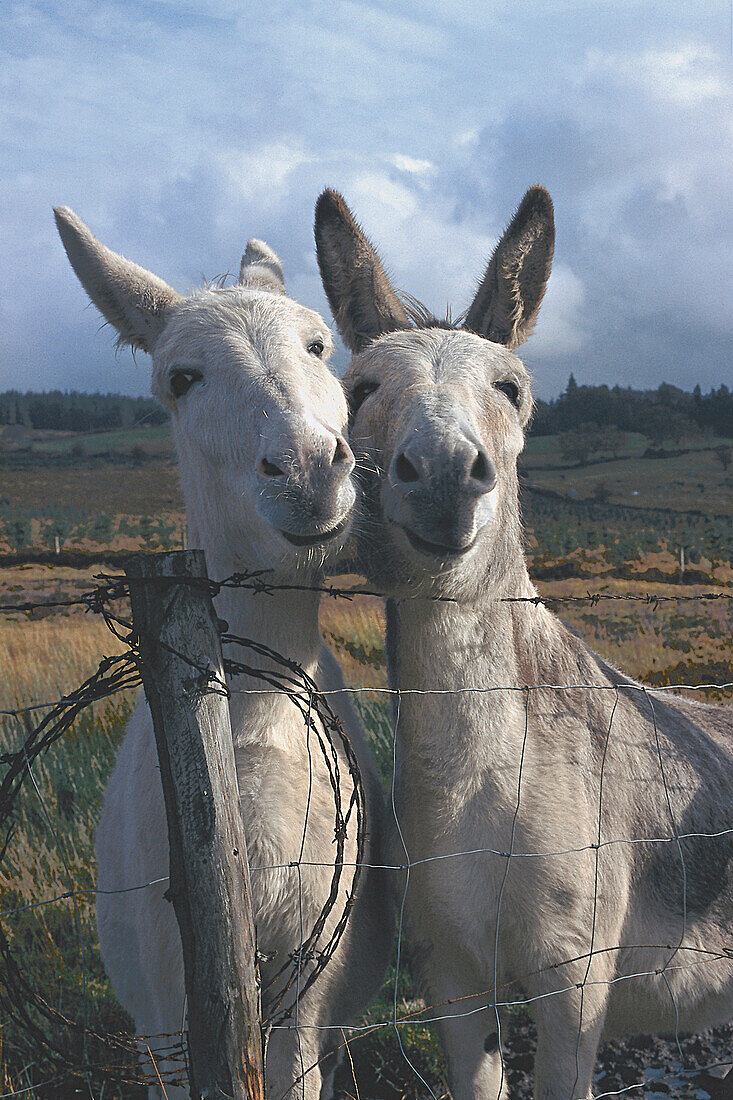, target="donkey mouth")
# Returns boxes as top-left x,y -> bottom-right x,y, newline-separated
279,516 -> 350,548
399,525 -> 477,558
